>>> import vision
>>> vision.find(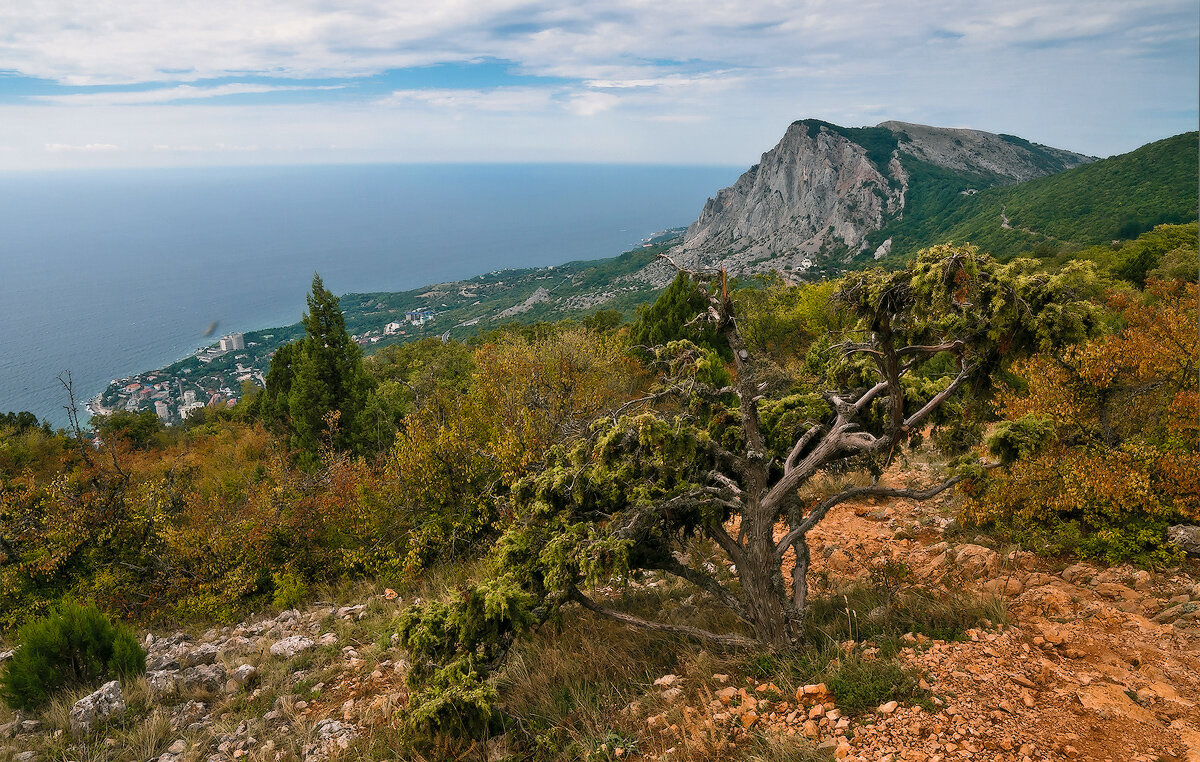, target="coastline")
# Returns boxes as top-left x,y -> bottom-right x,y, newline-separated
87,230 -> 686,427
